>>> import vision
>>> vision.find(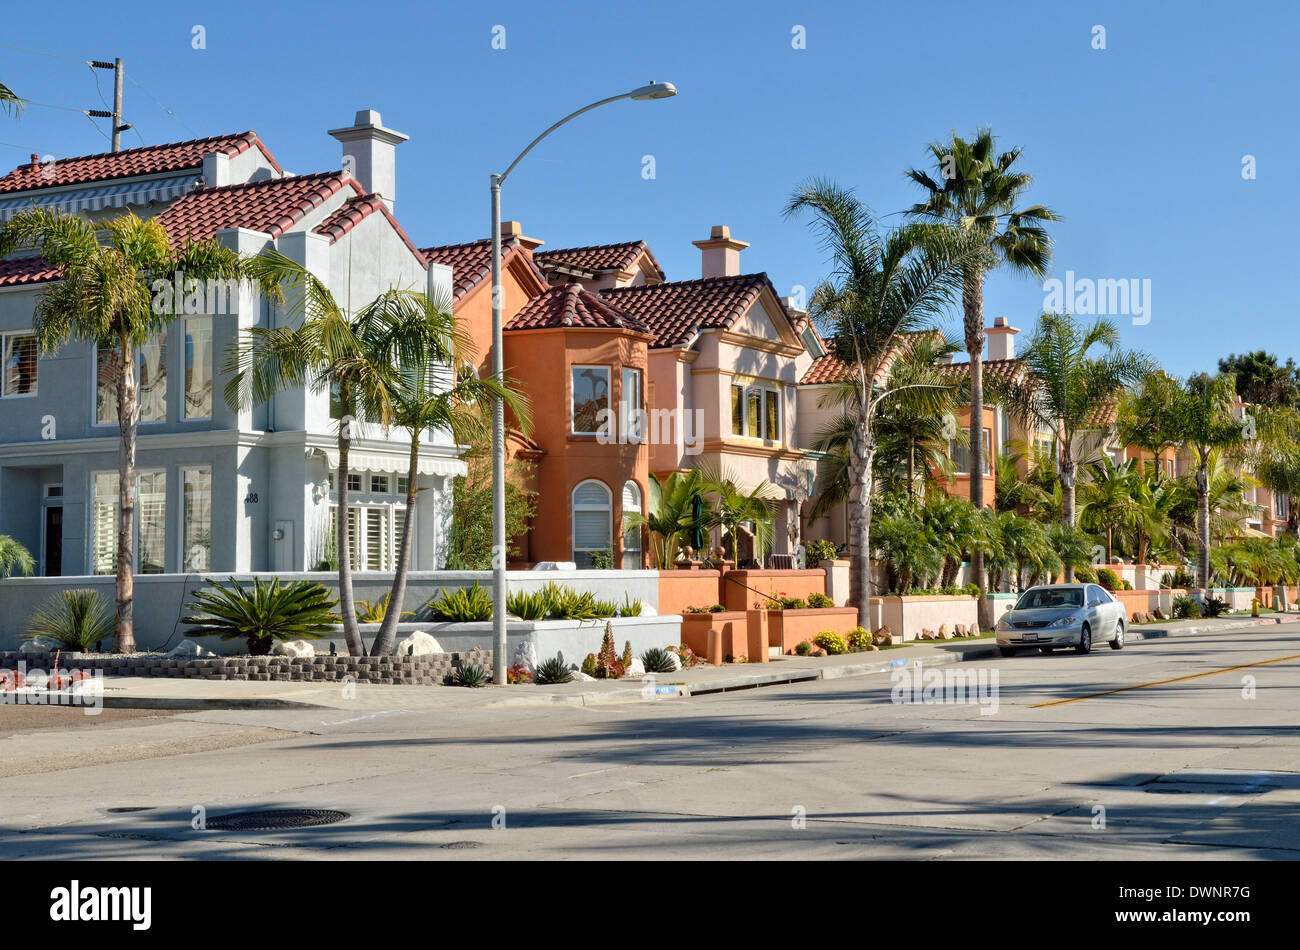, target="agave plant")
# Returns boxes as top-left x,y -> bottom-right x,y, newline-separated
534,656 -> 574,685
452,663 -> 489,687
182,577 -> 336,655
507,588 -> 552,621
24,589 -> 114,651
355,592 -> 414,624
427,582 -> 493,622
640,647 -> 676,673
